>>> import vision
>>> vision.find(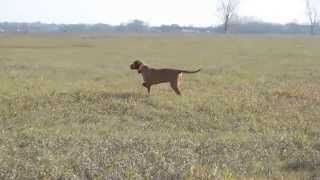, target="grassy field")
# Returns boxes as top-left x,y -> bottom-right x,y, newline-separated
0,33 -> 320,179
